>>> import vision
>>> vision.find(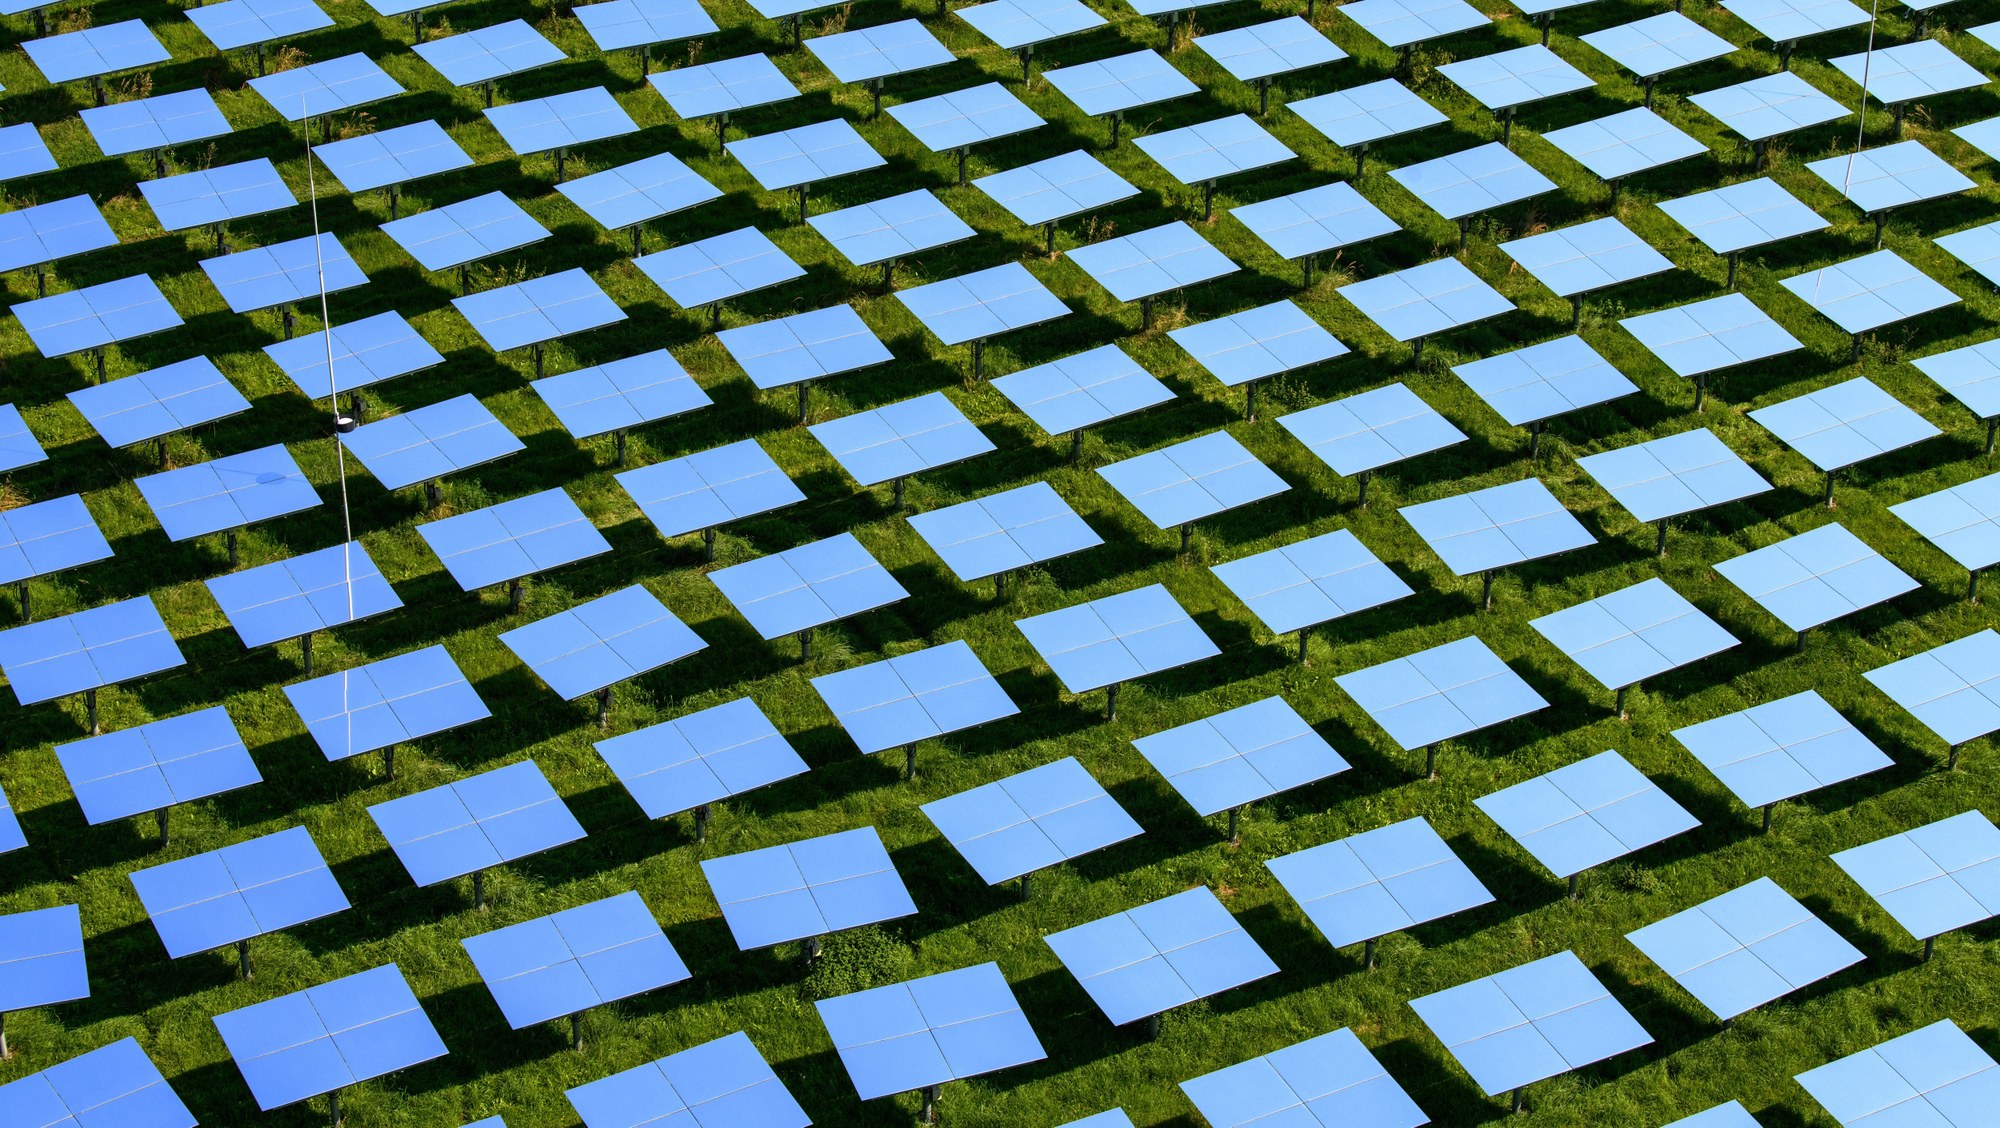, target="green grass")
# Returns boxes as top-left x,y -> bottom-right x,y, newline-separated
3,0 -> 2000,1123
